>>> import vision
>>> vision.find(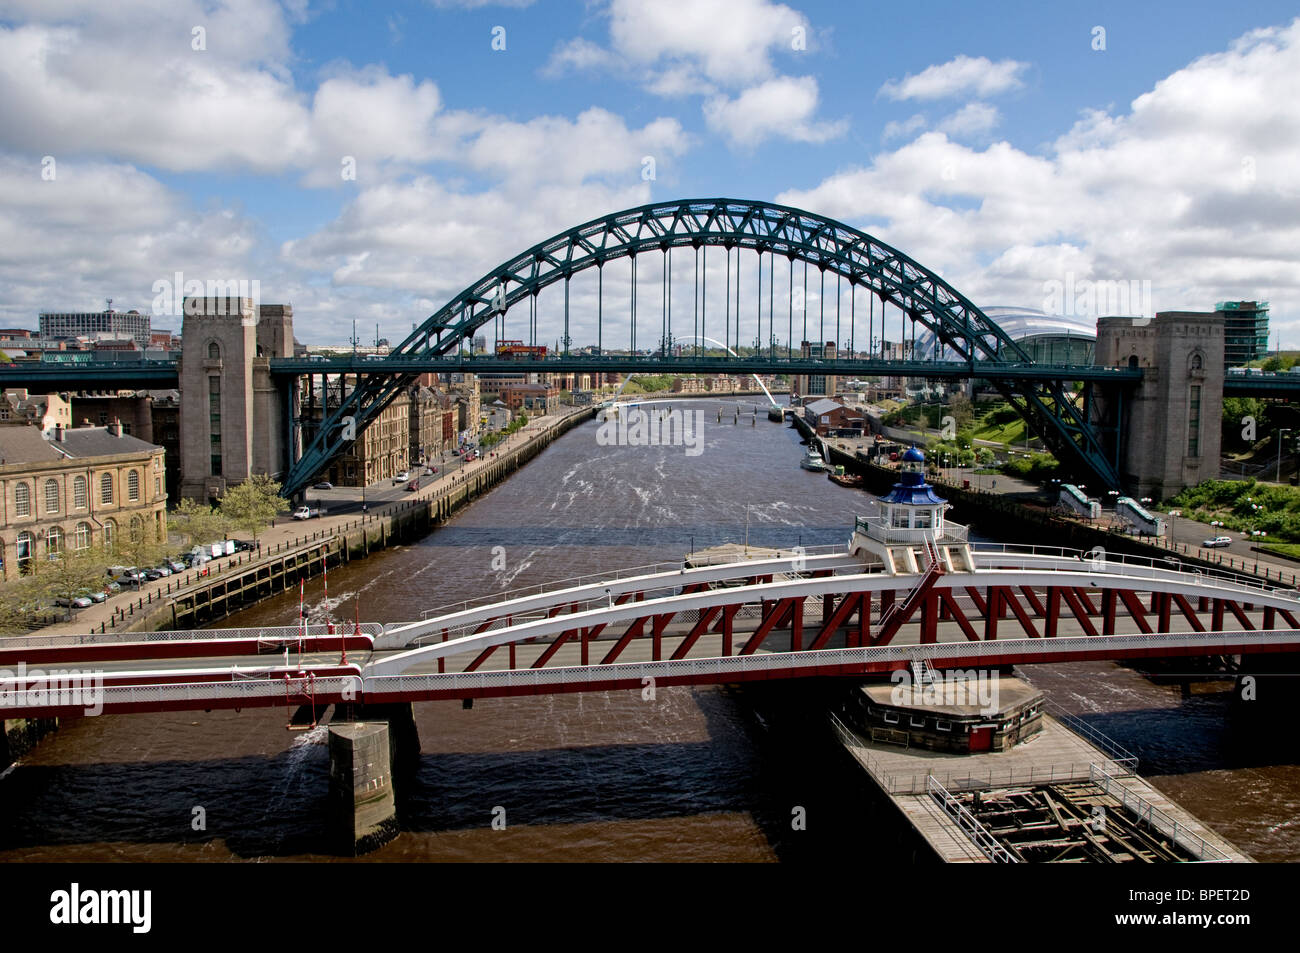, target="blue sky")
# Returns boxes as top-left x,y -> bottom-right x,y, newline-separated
2,0 -> 1298,348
